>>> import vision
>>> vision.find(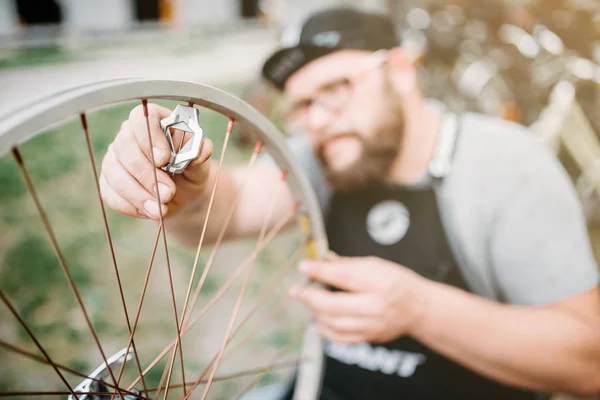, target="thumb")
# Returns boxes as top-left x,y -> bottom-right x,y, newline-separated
180,137 -> 214,184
